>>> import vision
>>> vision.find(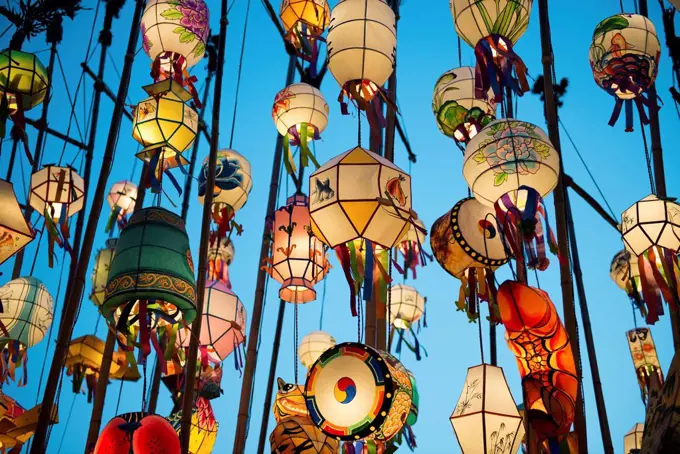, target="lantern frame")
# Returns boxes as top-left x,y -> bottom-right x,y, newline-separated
0,179 -> 34,265
272,83 -> 329,138
29,165 -> 85,220
0,50 -> 49,111
621,194 -> 680,257
197,149 -> 253,214
280,0 -> 331,38
0,277 -> 53,349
